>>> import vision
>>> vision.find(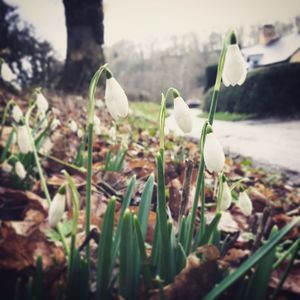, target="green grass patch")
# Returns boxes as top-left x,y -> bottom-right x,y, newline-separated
129,101 -> 161,131
199,111 -> 255,121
